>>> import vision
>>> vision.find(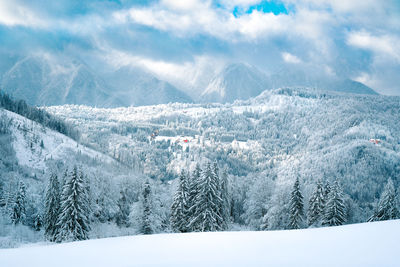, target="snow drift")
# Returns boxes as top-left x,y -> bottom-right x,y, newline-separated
0,220 -> 398,267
